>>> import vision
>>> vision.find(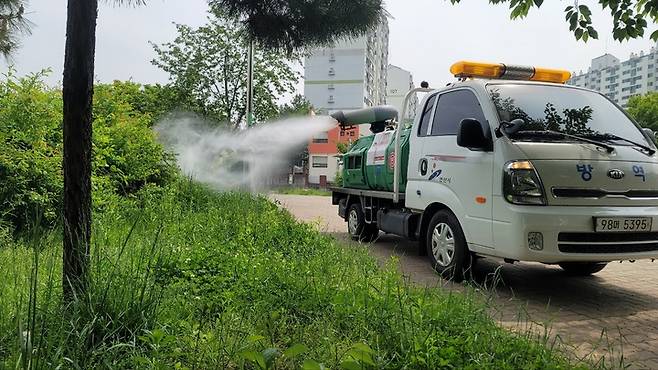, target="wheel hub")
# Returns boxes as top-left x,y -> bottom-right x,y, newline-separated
431,223 -> 455,267
348,209 -> 358,235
